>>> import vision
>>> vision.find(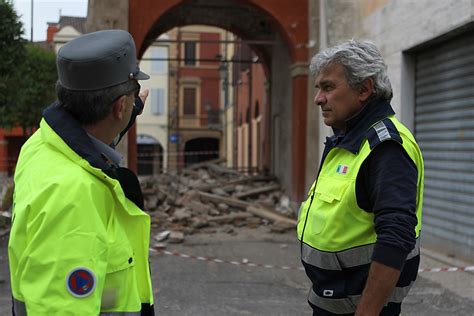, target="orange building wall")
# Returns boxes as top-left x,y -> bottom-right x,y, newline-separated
200,33 -> 220,67
179,32 -> 221,127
